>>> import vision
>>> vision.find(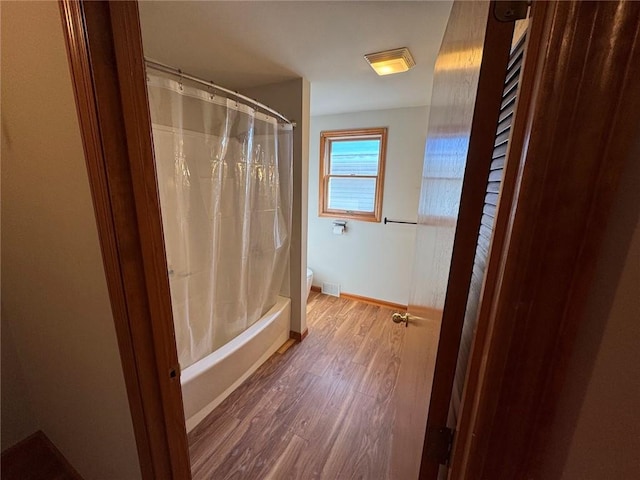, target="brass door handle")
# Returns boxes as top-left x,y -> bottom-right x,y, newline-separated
392,312 -> 409,327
